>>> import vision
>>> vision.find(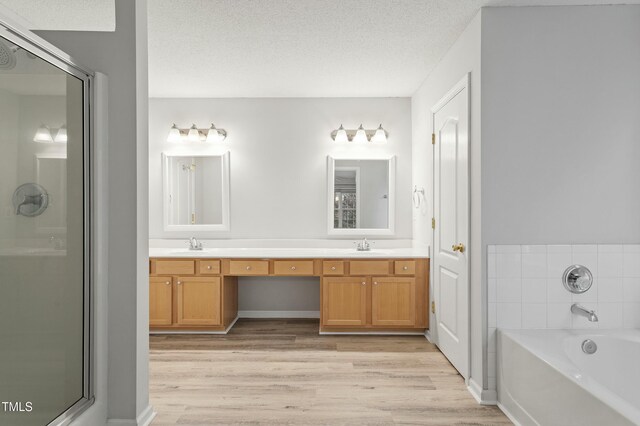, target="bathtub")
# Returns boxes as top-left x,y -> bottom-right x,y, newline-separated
497,329 -> 640,426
